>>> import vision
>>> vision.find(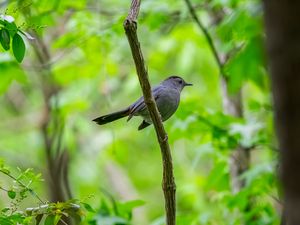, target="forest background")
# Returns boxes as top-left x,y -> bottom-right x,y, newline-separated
0,0 -> 279,224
